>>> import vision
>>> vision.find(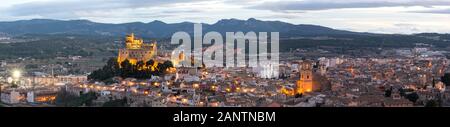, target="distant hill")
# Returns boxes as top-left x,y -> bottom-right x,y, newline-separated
1,18 -> 450,57
0,18 -> 369,38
